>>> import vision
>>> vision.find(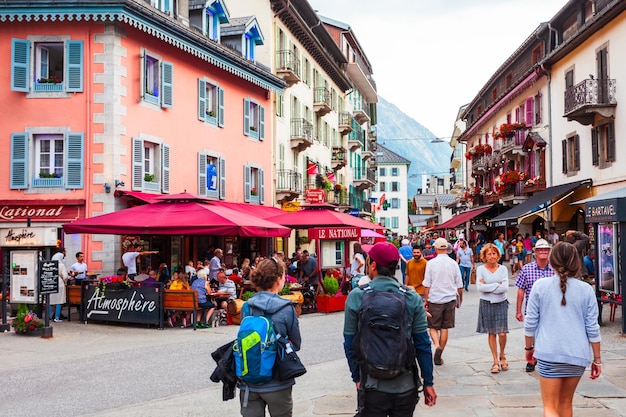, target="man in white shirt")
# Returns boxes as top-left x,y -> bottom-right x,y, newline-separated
209,248 -> 223,284
69,252 -> 88,285
548,227 -> 560,246
185,260 -> 196,276
122,244 -> 158,280
423,238 -> 463,366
